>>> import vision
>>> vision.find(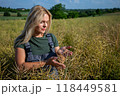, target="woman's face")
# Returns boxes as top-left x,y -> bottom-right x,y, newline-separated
35,14 -> 49,35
